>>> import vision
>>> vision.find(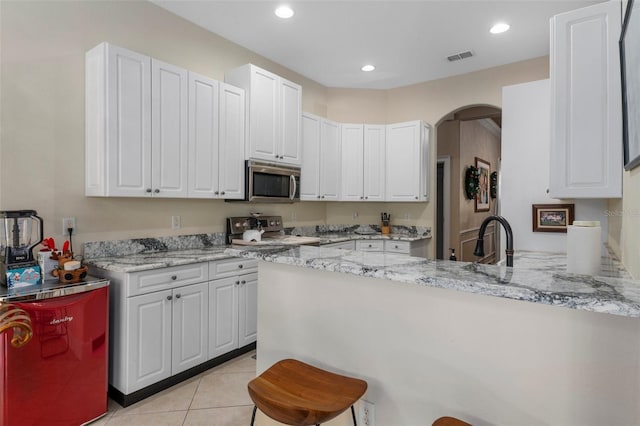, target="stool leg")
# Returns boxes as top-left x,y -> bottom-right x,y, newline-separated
250,405 -> 257,426
351,405 -> 357,426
